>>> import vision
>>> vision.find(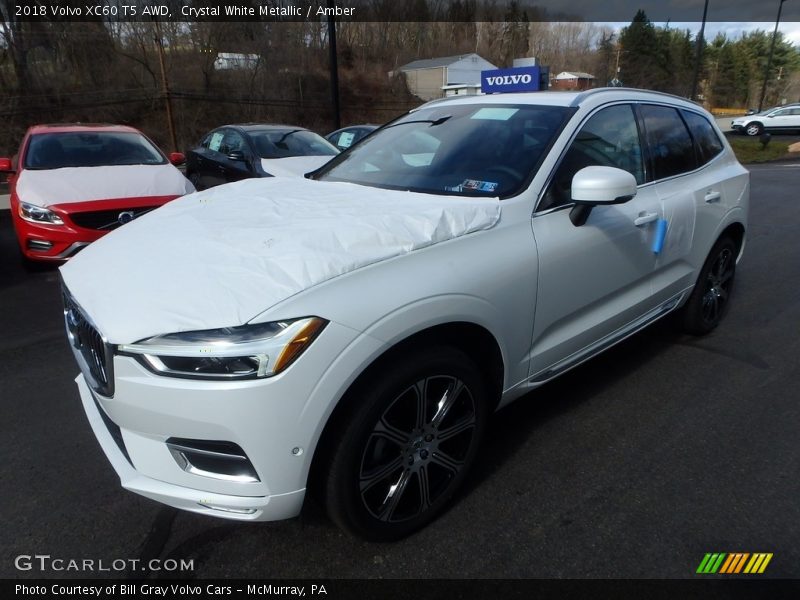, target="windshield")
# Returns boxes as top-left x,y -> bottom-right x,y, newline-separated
24,132 -> 166,169
315,103 -> 572,197
252,130 -> 339,159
